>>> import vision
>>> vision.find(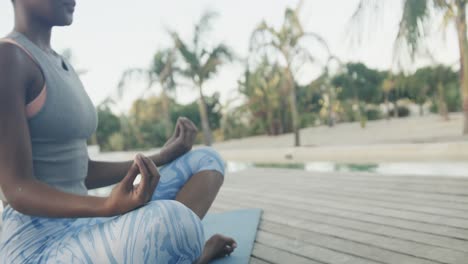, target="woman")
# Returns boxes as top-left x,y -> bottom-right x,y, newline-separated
0,0 -> 236,263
